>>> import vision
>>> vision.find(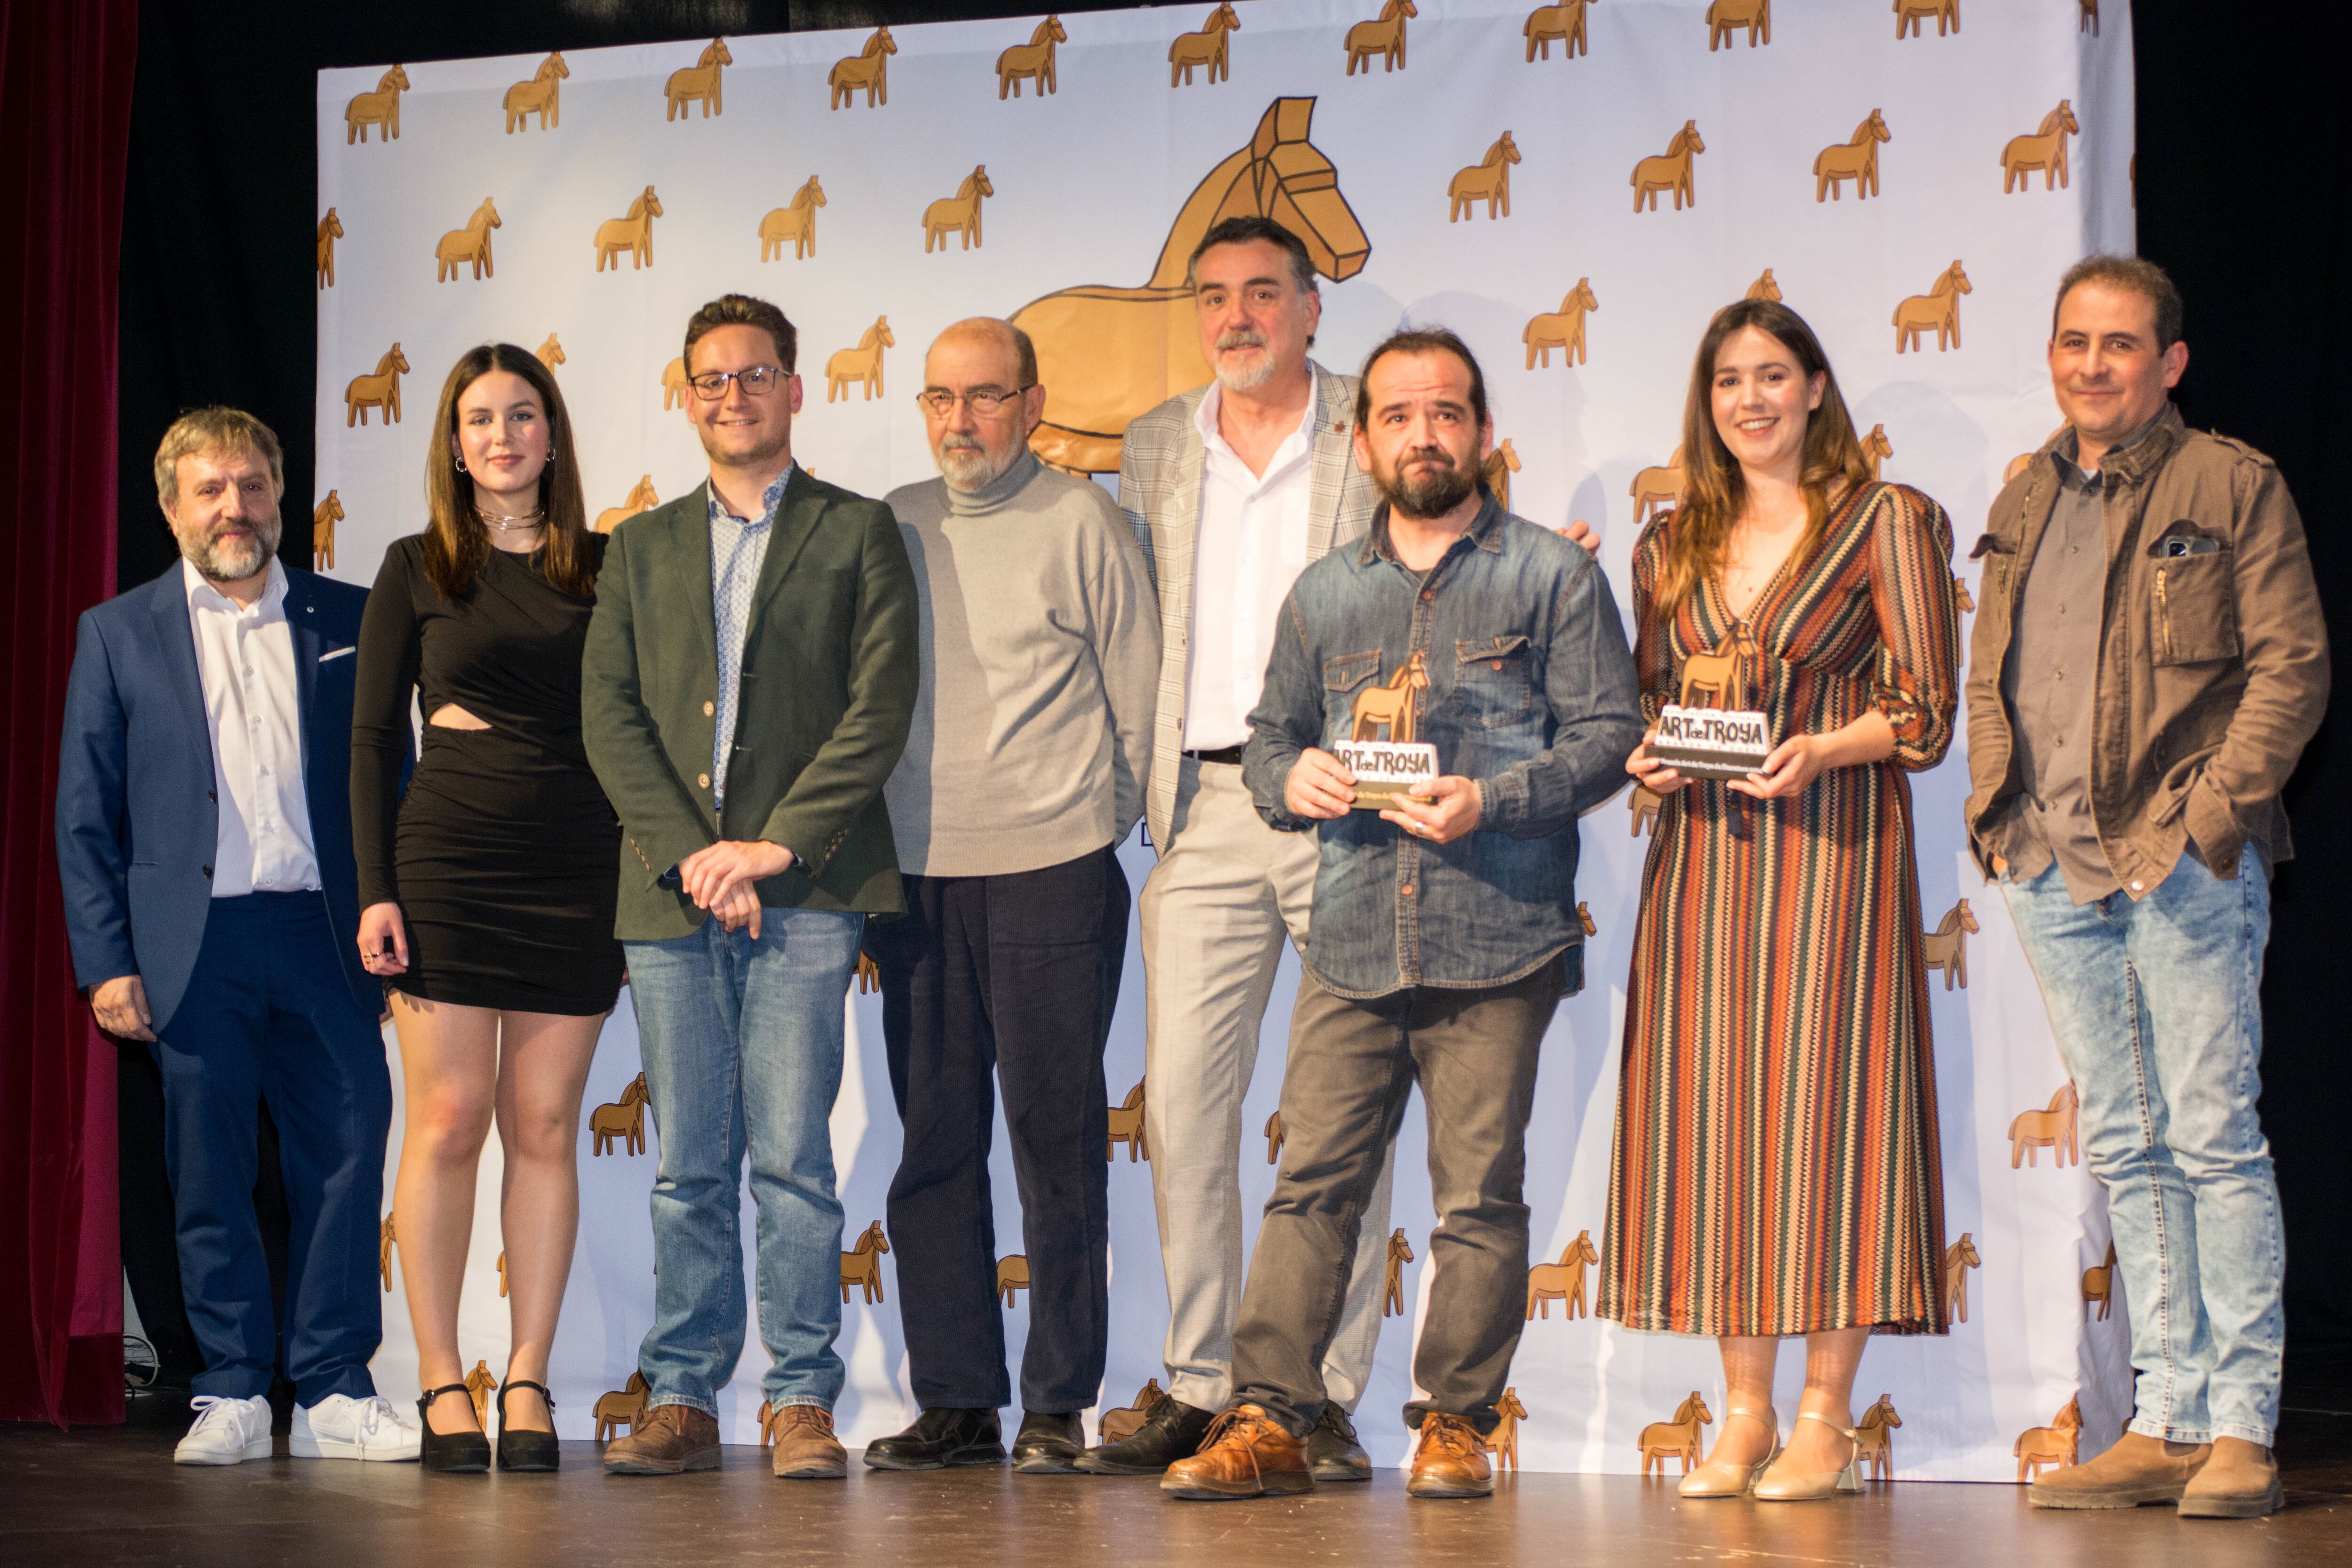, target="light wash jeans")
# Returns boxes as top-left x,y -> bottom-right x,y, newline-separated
624,906 -> 864,1418
2000,851 -> 2282,1447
